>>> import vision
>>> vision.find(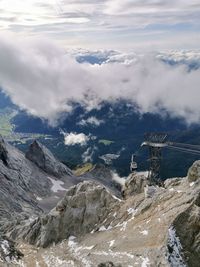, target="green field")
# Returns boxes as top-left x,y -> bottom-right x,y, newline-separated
74,163 -> 94,176
0,108 -> 52,143
0,108 -> 16,136
98,139 -> 114,146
